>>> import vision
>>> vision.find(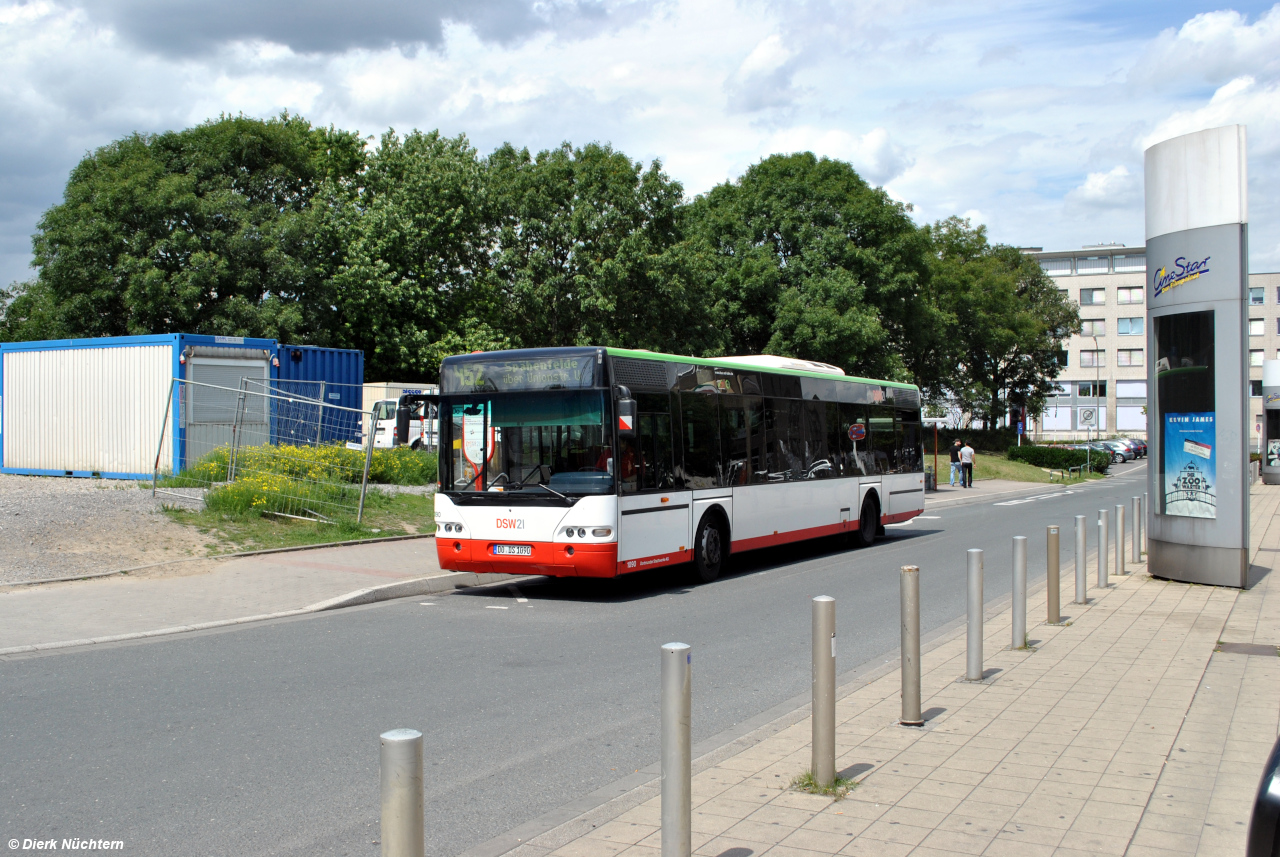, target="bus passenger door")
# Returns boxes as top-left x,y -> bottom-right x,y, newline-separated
617,394 -> 693,573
